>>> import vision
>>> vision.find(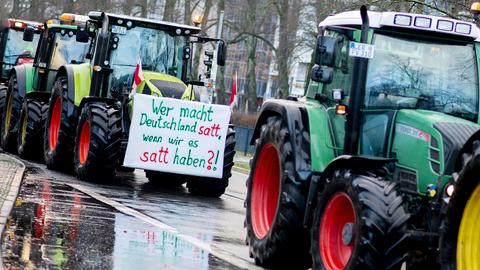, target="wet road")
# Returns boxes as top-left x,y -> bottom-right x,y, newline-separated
1,158 -> 259,270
